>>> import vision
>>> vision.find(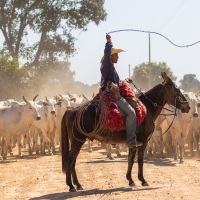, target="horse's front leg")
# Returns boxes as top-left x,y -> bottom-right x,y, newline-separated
138,146 -> 149,186
126,147 -> 137,186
